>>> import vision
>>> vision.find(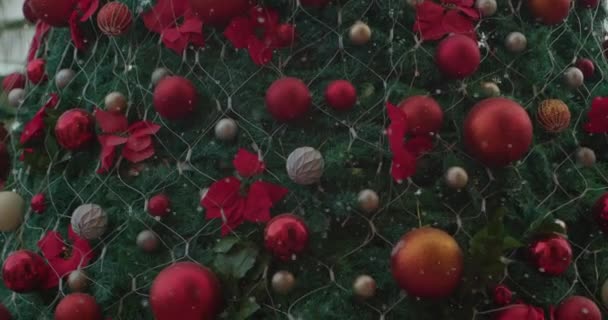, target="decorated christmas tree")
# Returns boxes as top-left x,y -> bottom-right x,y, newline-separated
1,0 -> 608,318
